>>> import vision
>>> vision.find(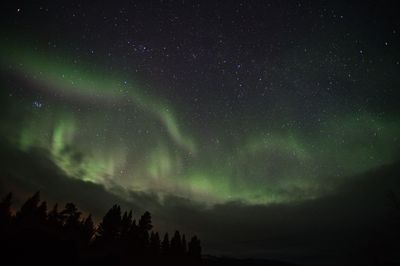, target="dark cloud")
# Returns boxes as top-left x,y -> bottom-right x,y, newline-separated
0,141 -> 131,217
158,163 -> 400,265
1,141 -> 399,265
